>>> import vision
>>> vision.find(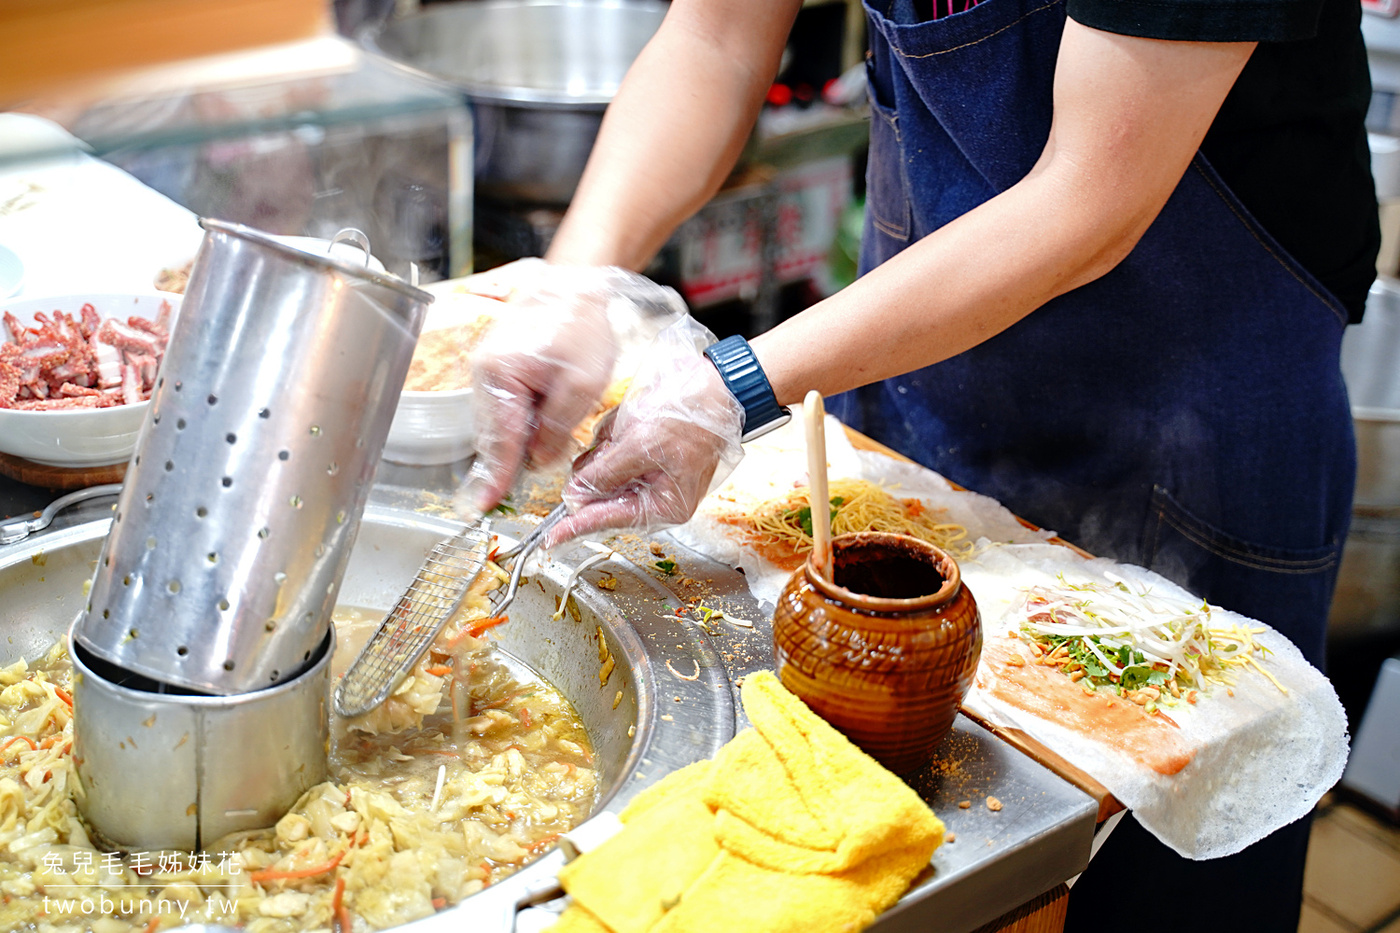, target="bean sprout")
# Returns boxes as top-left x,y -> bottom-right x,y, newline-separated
551,551 -> 614,621
665,659 -> 701,682
429,763 -> 446,812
